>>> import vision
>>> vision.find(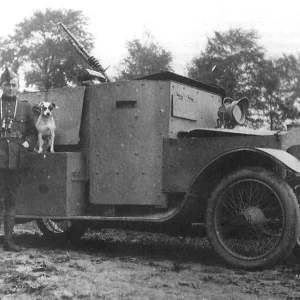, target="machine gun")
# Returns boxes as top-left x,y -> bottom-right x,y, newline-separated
59,22 -> 111,82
